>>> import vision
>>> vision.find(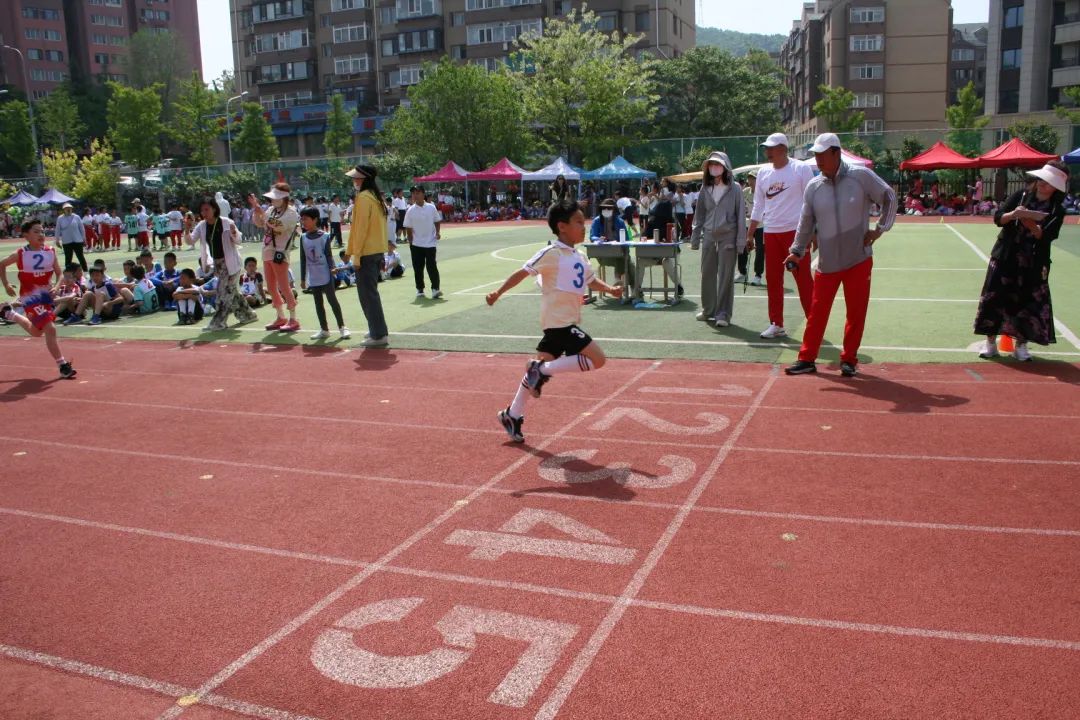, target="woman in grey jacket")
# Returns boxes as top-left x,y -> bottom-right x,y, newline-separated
690,151 -> 745,327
